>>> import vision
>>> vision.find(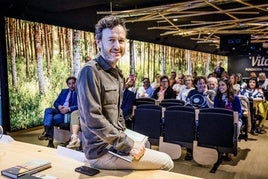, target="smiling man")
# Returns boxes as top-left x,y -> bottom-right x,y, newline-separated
76,15 -> 173,170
